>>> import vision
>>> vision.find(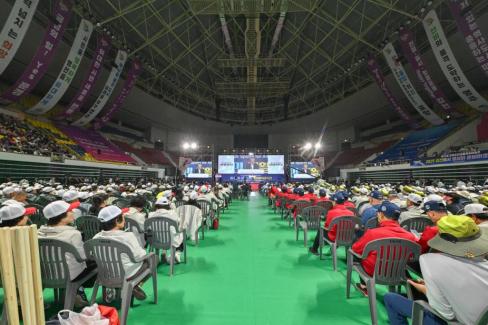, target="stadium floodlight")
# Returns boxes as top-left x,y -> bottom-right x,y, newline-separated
182,142 -> 190,150
314,142 -> 321,149
190,142 -> 198,149
304,143 -> 312,150
249,152 -> 254,156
